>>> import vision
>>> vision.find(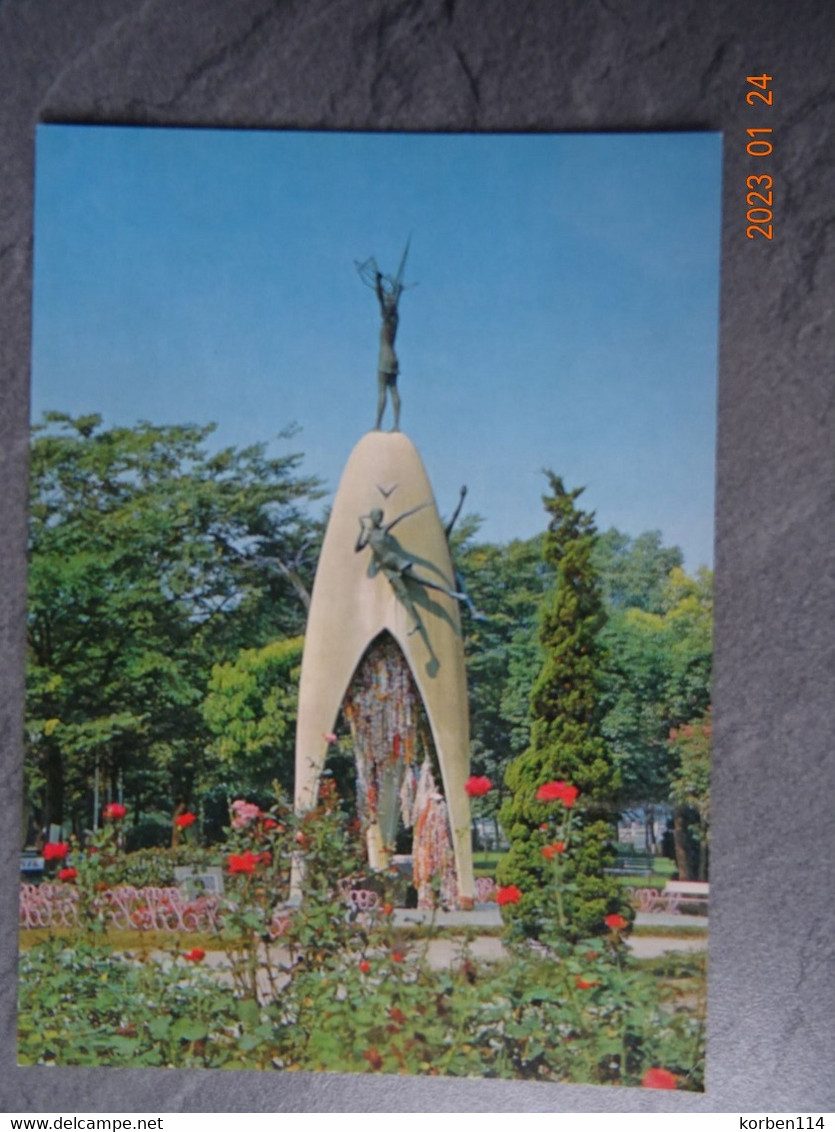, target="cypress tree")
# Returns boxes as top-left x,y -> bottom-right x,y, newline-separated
497,473 -> 624,940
